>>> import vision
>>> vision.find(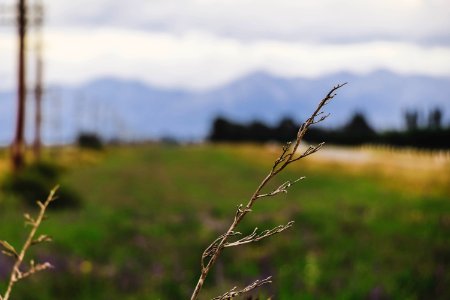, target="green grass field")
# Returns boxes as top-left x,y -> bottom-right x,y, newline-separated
0,144 -> 449,299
